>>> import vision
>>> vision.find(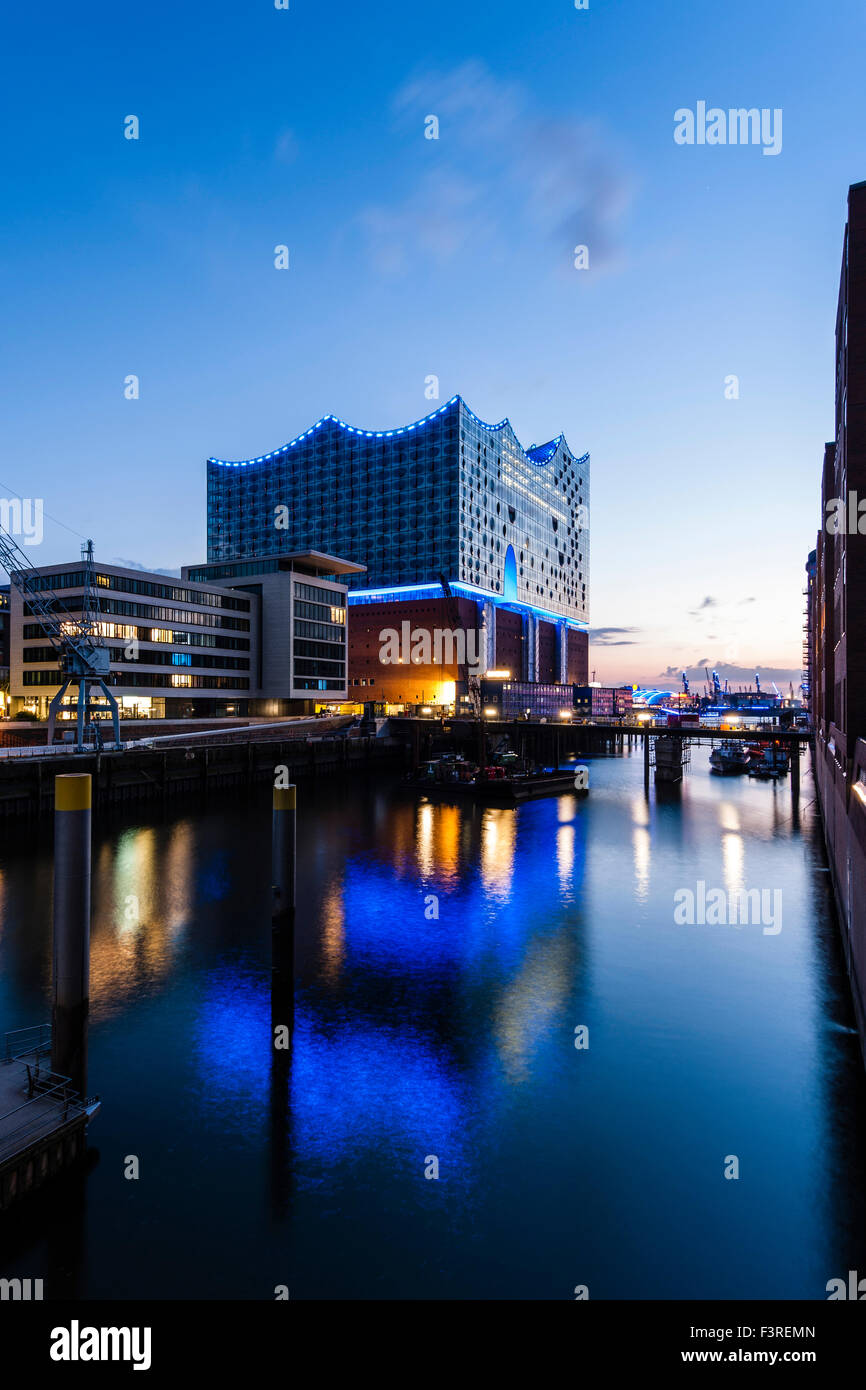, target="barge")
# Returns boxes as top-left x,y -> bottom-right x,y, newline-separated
408,755 -> 588,804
